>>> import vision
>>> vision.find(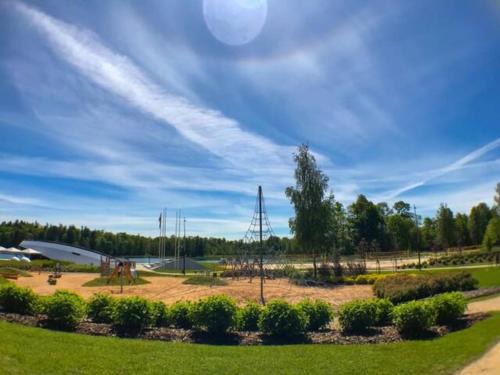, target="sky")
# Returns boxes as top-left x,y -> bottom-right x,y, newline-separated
0,0 -> 499,239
